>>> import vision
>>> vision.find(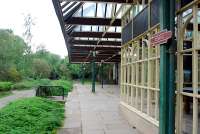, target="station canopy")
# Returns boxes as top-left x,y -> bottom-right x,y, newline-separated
52,0 -> 134,63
